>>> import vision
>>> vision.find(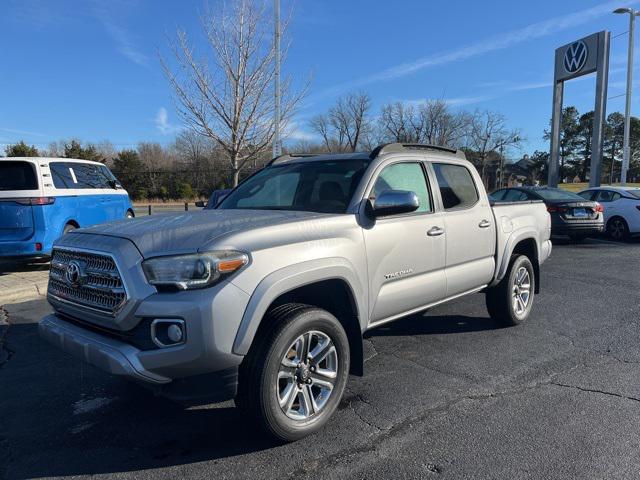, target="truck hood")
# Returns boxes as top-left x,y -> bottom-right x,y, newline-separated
72,209 -> 327,258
